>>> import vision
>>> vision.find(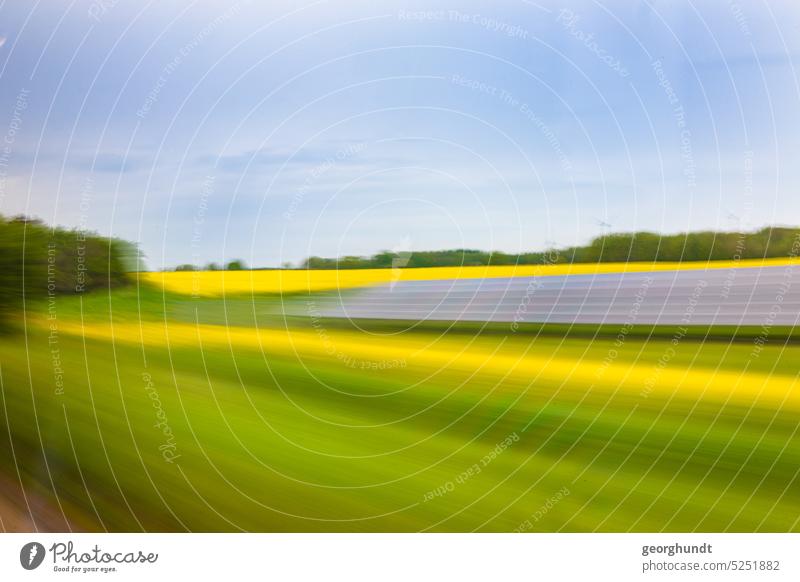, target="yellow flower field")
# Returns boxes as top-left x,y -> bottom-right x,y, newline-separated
53,318 -> 800,411
140,257 -> 797,296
